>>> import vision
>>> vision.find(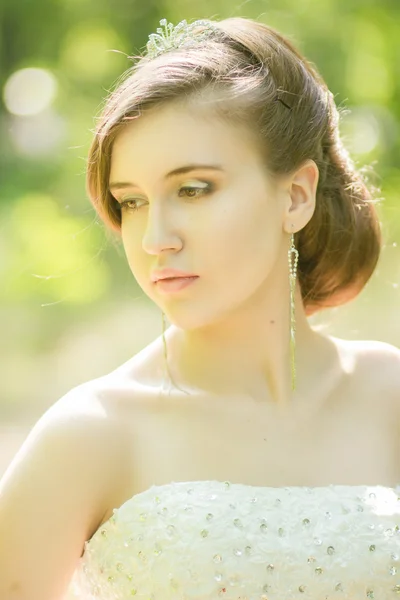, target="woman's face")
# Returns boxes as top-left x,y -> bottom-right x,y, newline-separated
109,101 -> 289,329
